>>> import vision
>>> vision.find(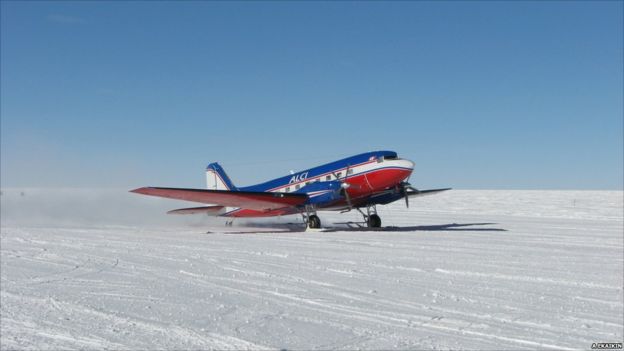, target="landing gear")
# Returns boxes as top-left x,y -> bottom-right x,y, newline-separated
302,205 -> 321,229
308,215 -> 321,229
368,214 -> 382,228
357,205 -> 382,228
